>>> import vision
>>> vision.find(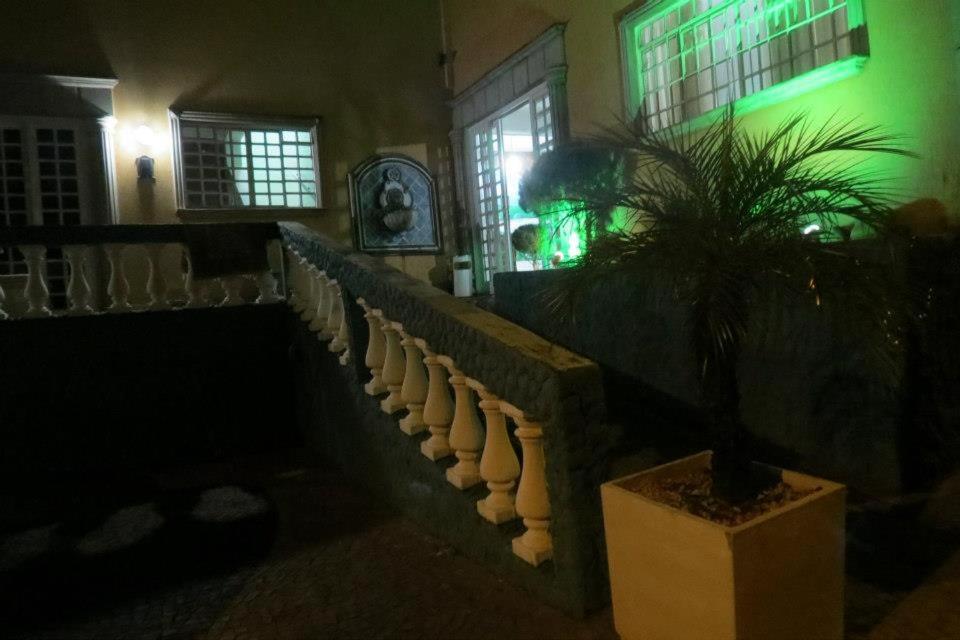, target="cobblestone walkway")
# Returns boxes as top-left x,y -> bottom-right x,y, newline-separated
3,451 -> 959,639
1,454 -> 615,640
